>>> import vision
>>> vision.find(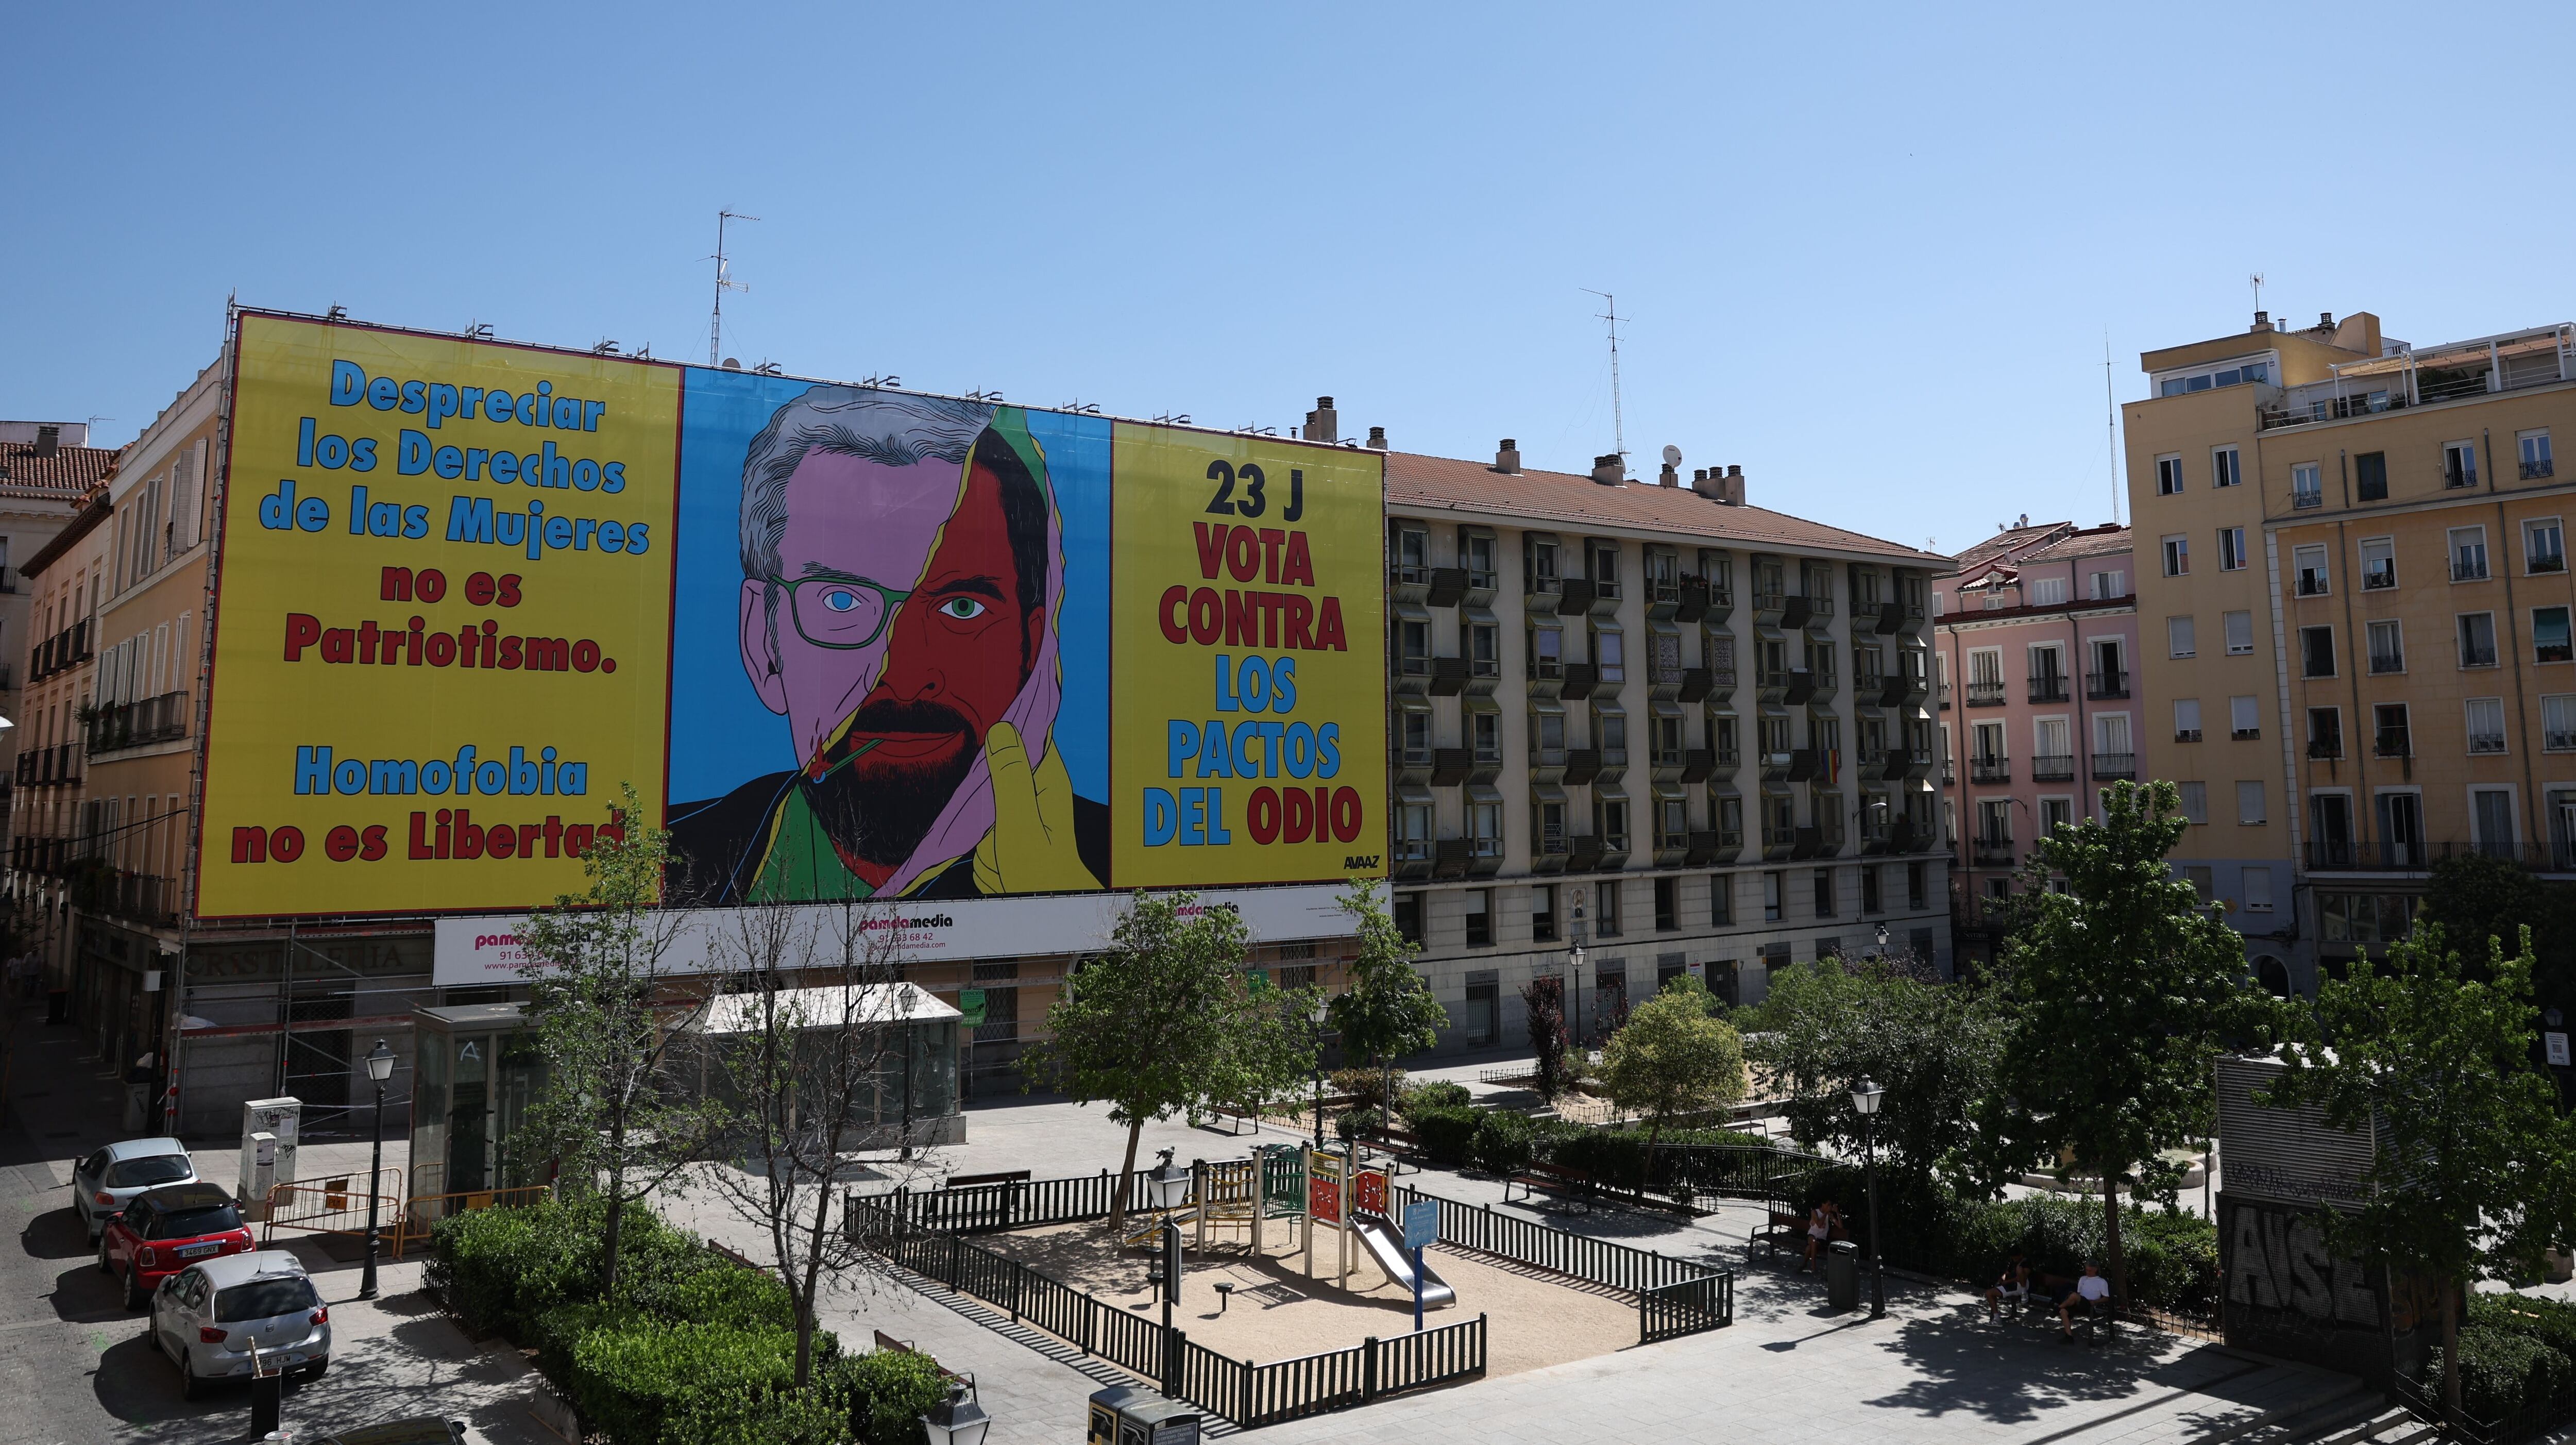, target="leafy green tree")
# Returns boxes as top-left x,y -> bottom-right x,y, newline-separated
1994,780 -> 2279,1312
1598,982 -> 1748,1146
1755,957 -> 2008,1197
517,784 -> 729,1293
2421,852 -> 2576,1021
1327,880 -> 1448,1114
1027,890 -> 1266,1230
2262,925 -> 2576,1420
1520,975 -> 1570,1099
